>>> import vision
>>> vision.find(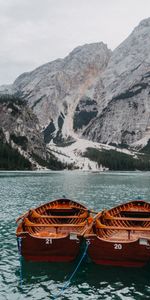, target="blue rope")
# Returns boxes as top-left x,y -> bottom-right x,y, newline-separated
18,237 -> 23,287
51,241 -> 89,299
